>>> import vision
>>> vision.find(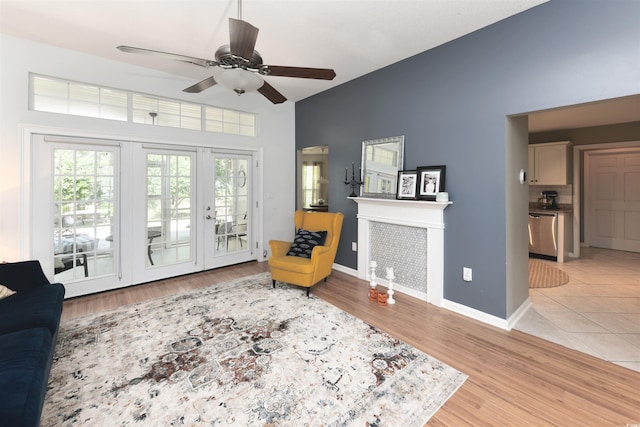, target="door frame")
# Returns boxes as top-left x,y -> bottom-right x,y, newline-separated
573,139 -> 640,257
20,124 -> 264,291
